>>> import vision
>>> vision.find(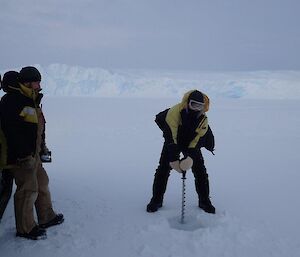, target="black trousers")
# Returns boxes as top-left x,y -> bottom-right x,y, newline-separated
0,170 -> 14,220
150,143 -> 211,205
